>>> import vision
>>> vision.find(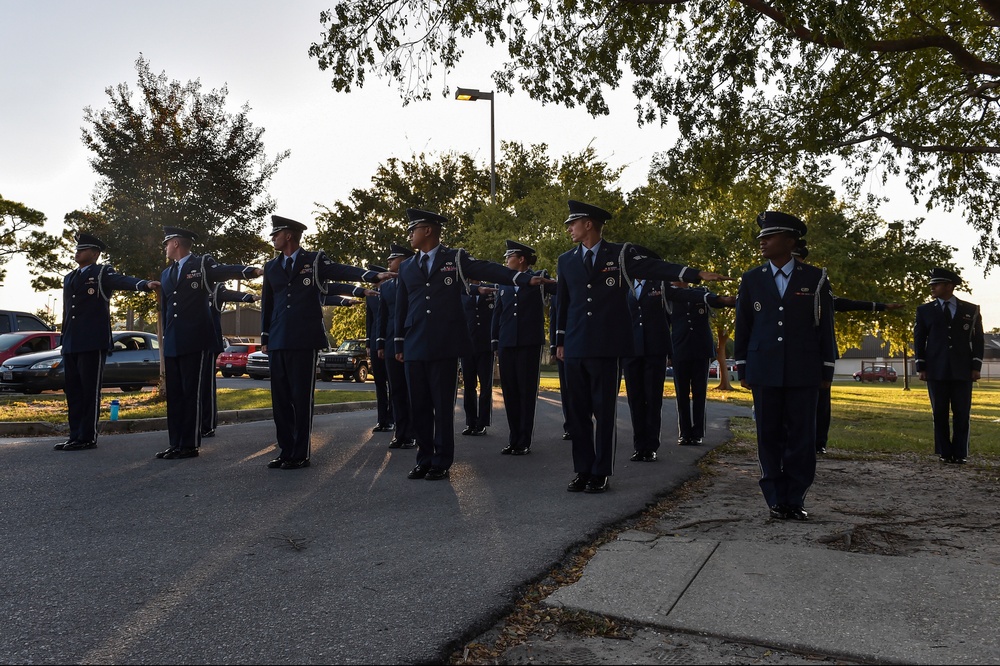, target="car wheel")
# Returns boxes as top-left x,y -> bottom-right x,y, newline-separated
120,385 -> 142,392
354,366 -> 368,383
233,371 -> 243,377
251,375 -> 262,380
877,376 -> 885,383
853,376 -> 861,382
320,372 -> 333,382
221,372 -> 233,378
